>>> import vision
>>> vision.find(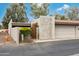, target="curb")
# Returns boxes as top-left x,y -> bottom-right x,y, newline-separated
34,39 -> 77,43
